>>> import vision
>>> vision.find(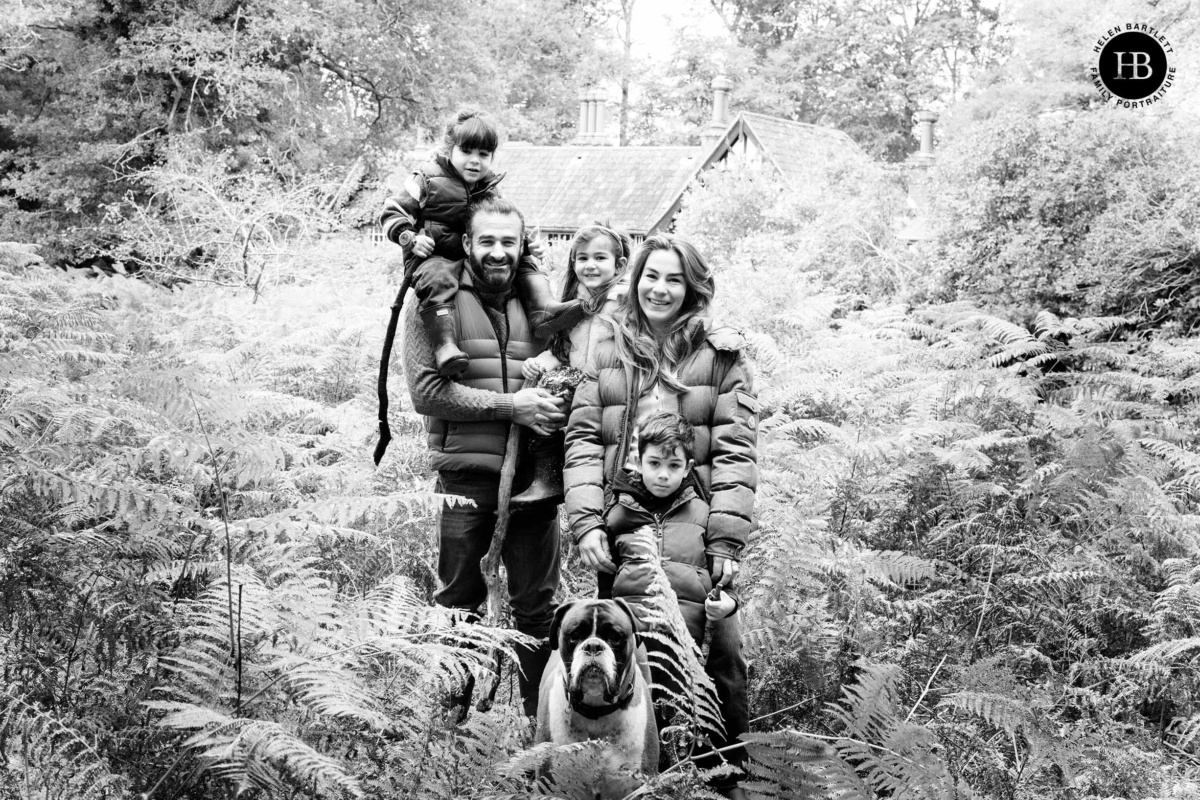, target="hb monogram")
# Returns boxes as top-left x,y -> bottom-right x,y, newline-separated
1114,51 -> 1154,79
